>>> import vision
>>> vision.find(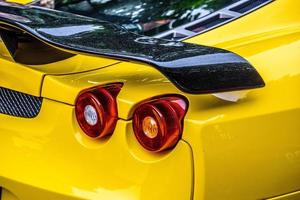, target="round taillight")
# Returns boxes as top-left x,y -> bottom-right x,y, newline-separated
133,96 -> 187,152
75,83 -> 122,138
